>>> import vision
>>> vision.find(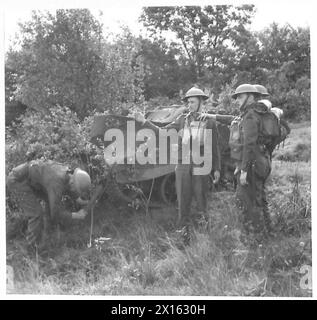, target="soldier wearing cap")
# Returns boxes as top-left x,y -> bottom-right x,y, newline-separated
7,160 -> 91,247
201,84 -> 273,242
134,87 -> 221,226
